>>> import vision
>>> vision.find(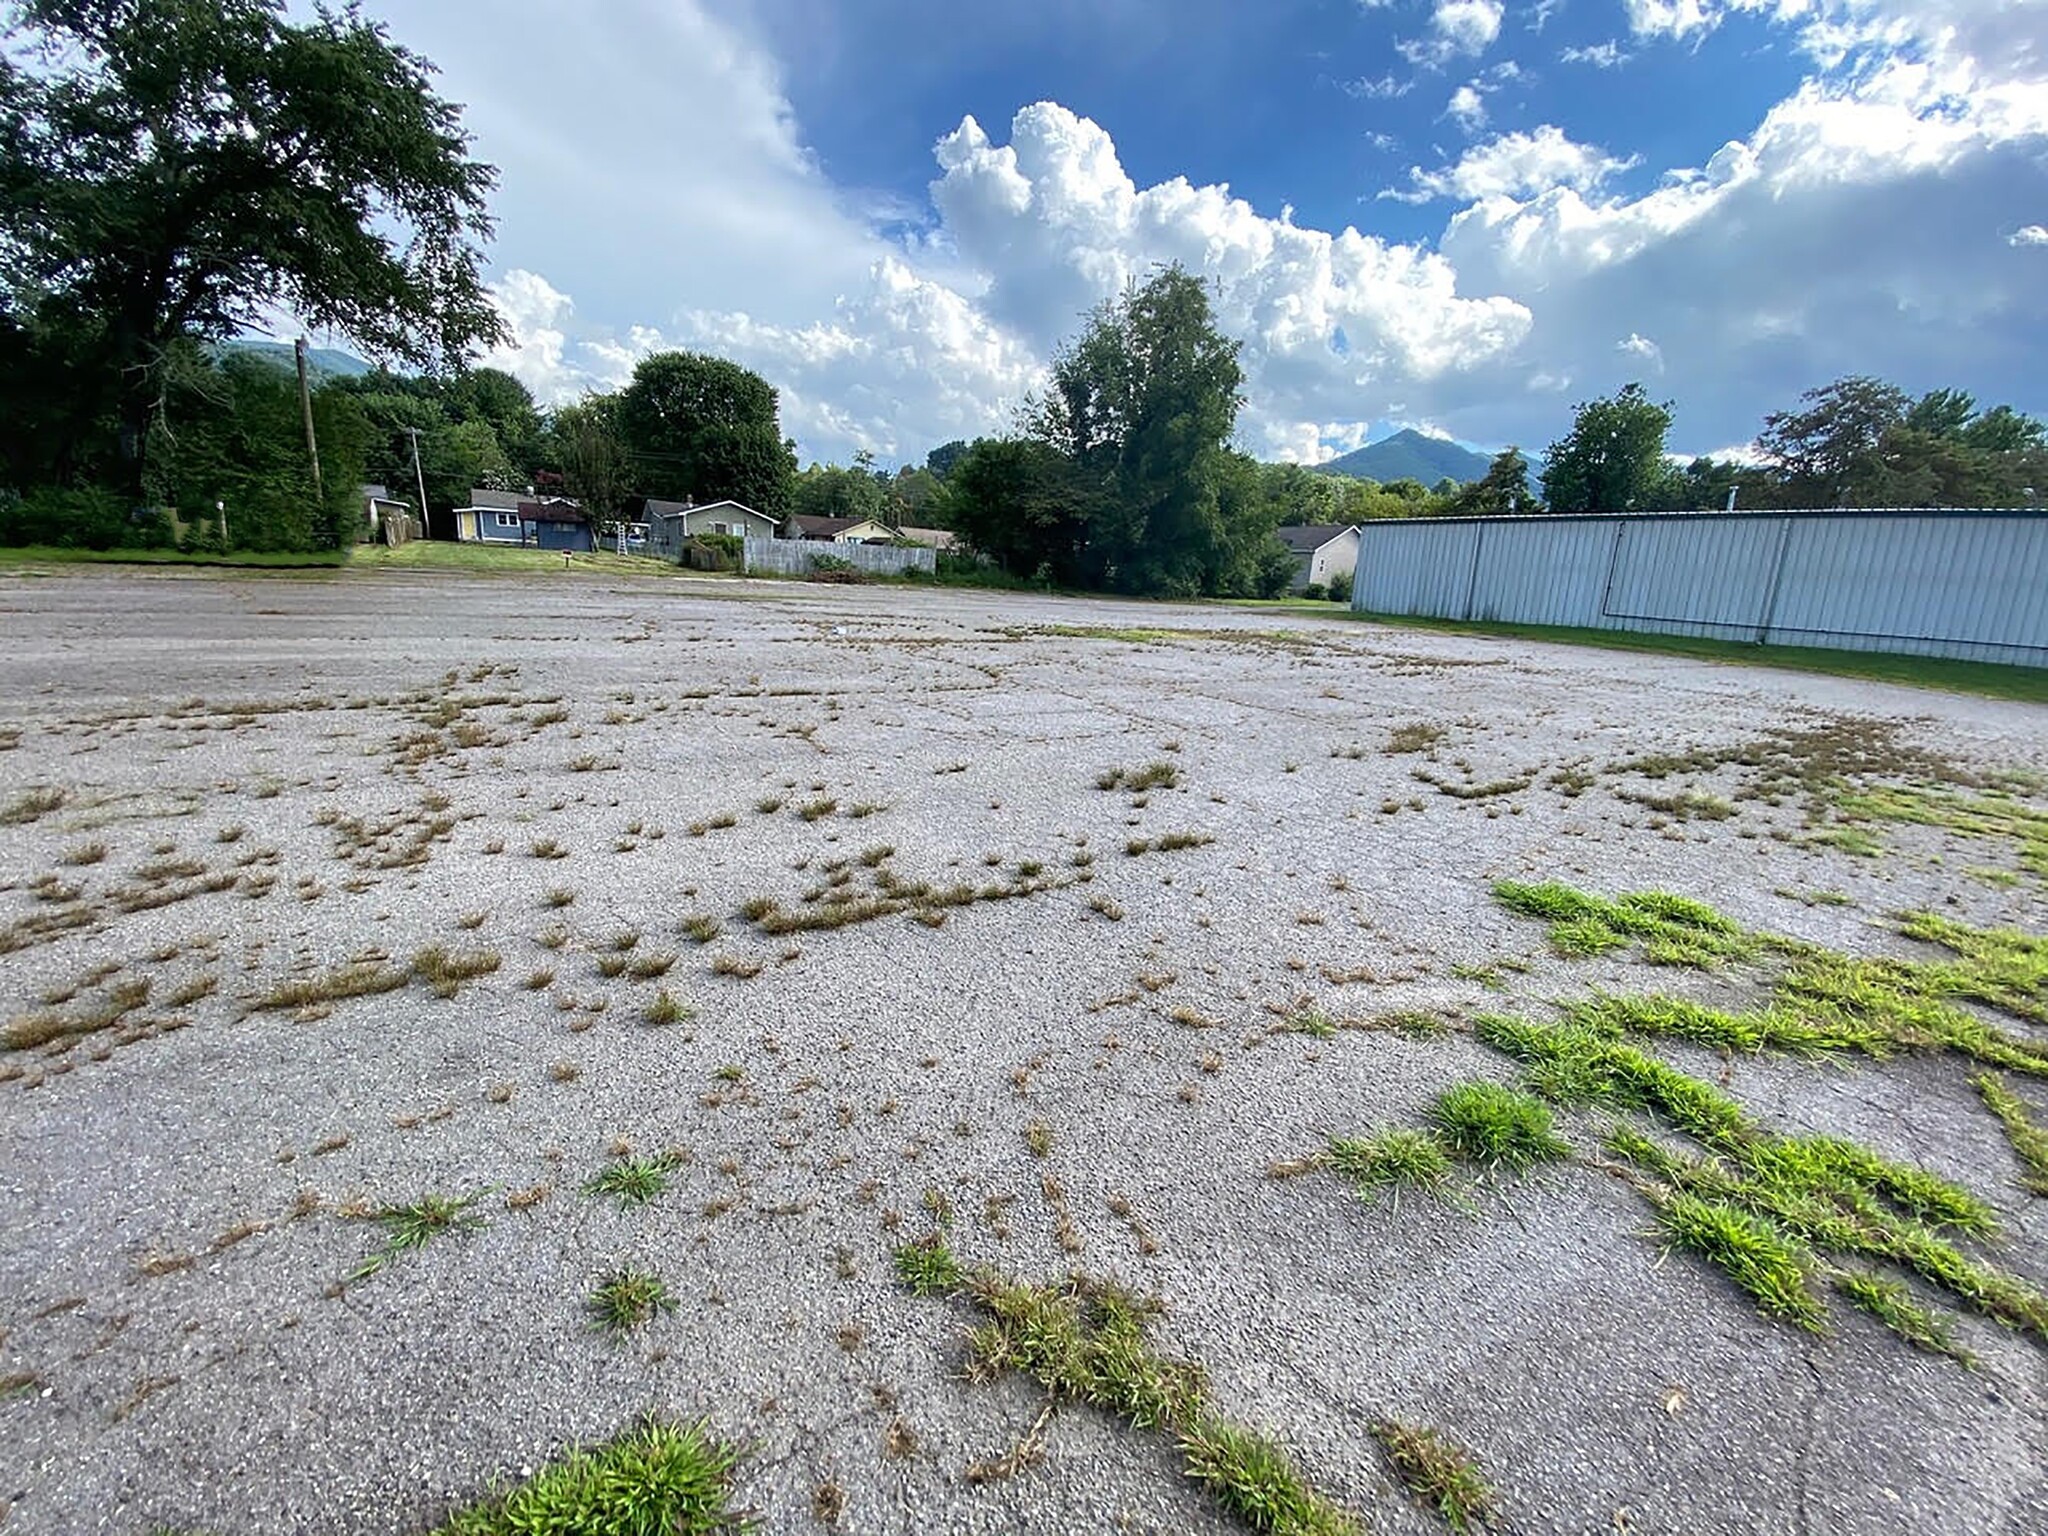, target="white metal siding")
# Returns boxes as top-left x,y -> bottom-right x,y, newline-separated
1351,511 -> 2048,668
